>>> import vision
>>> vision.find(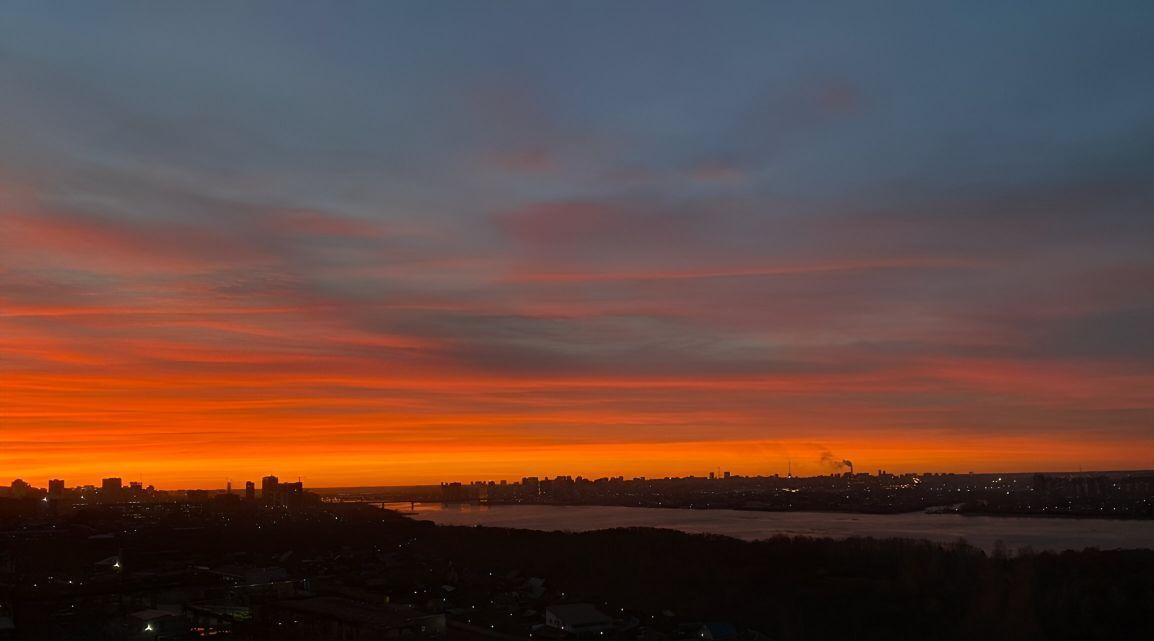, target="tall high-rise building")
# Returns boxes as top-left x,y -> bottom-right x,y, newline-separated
279,481 -> 303,499
521,477 -> 540,499
245,481 -> 255,501
101,477 -> 122,497
48,479 -> 65,497
261,475 -> 279,504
